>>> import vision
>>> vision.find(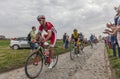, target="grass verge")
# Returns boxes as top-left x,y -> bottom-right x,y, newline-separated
107,46 -> 120,78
